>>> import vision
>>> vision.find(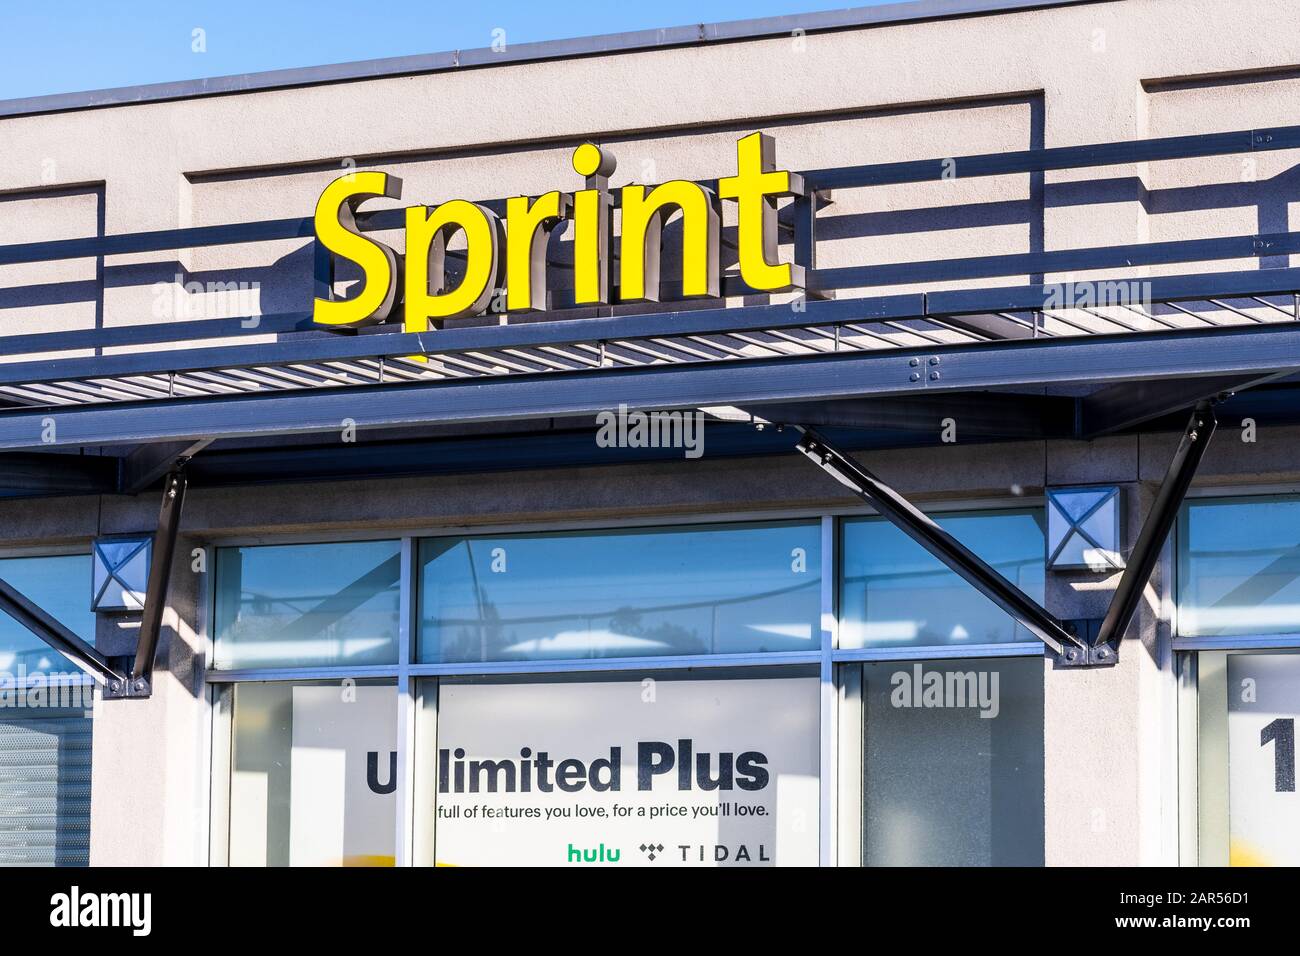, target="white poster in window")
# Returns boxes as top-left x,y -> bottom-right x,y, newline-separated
289,684 -> 397,866
432,676 -> 820,866
1228,655 -> 1300,866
